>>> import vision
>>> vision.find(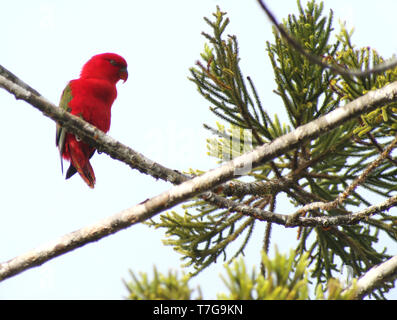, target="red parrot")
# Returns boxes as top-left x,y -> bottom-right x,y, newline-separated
56,53 -> 128,188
